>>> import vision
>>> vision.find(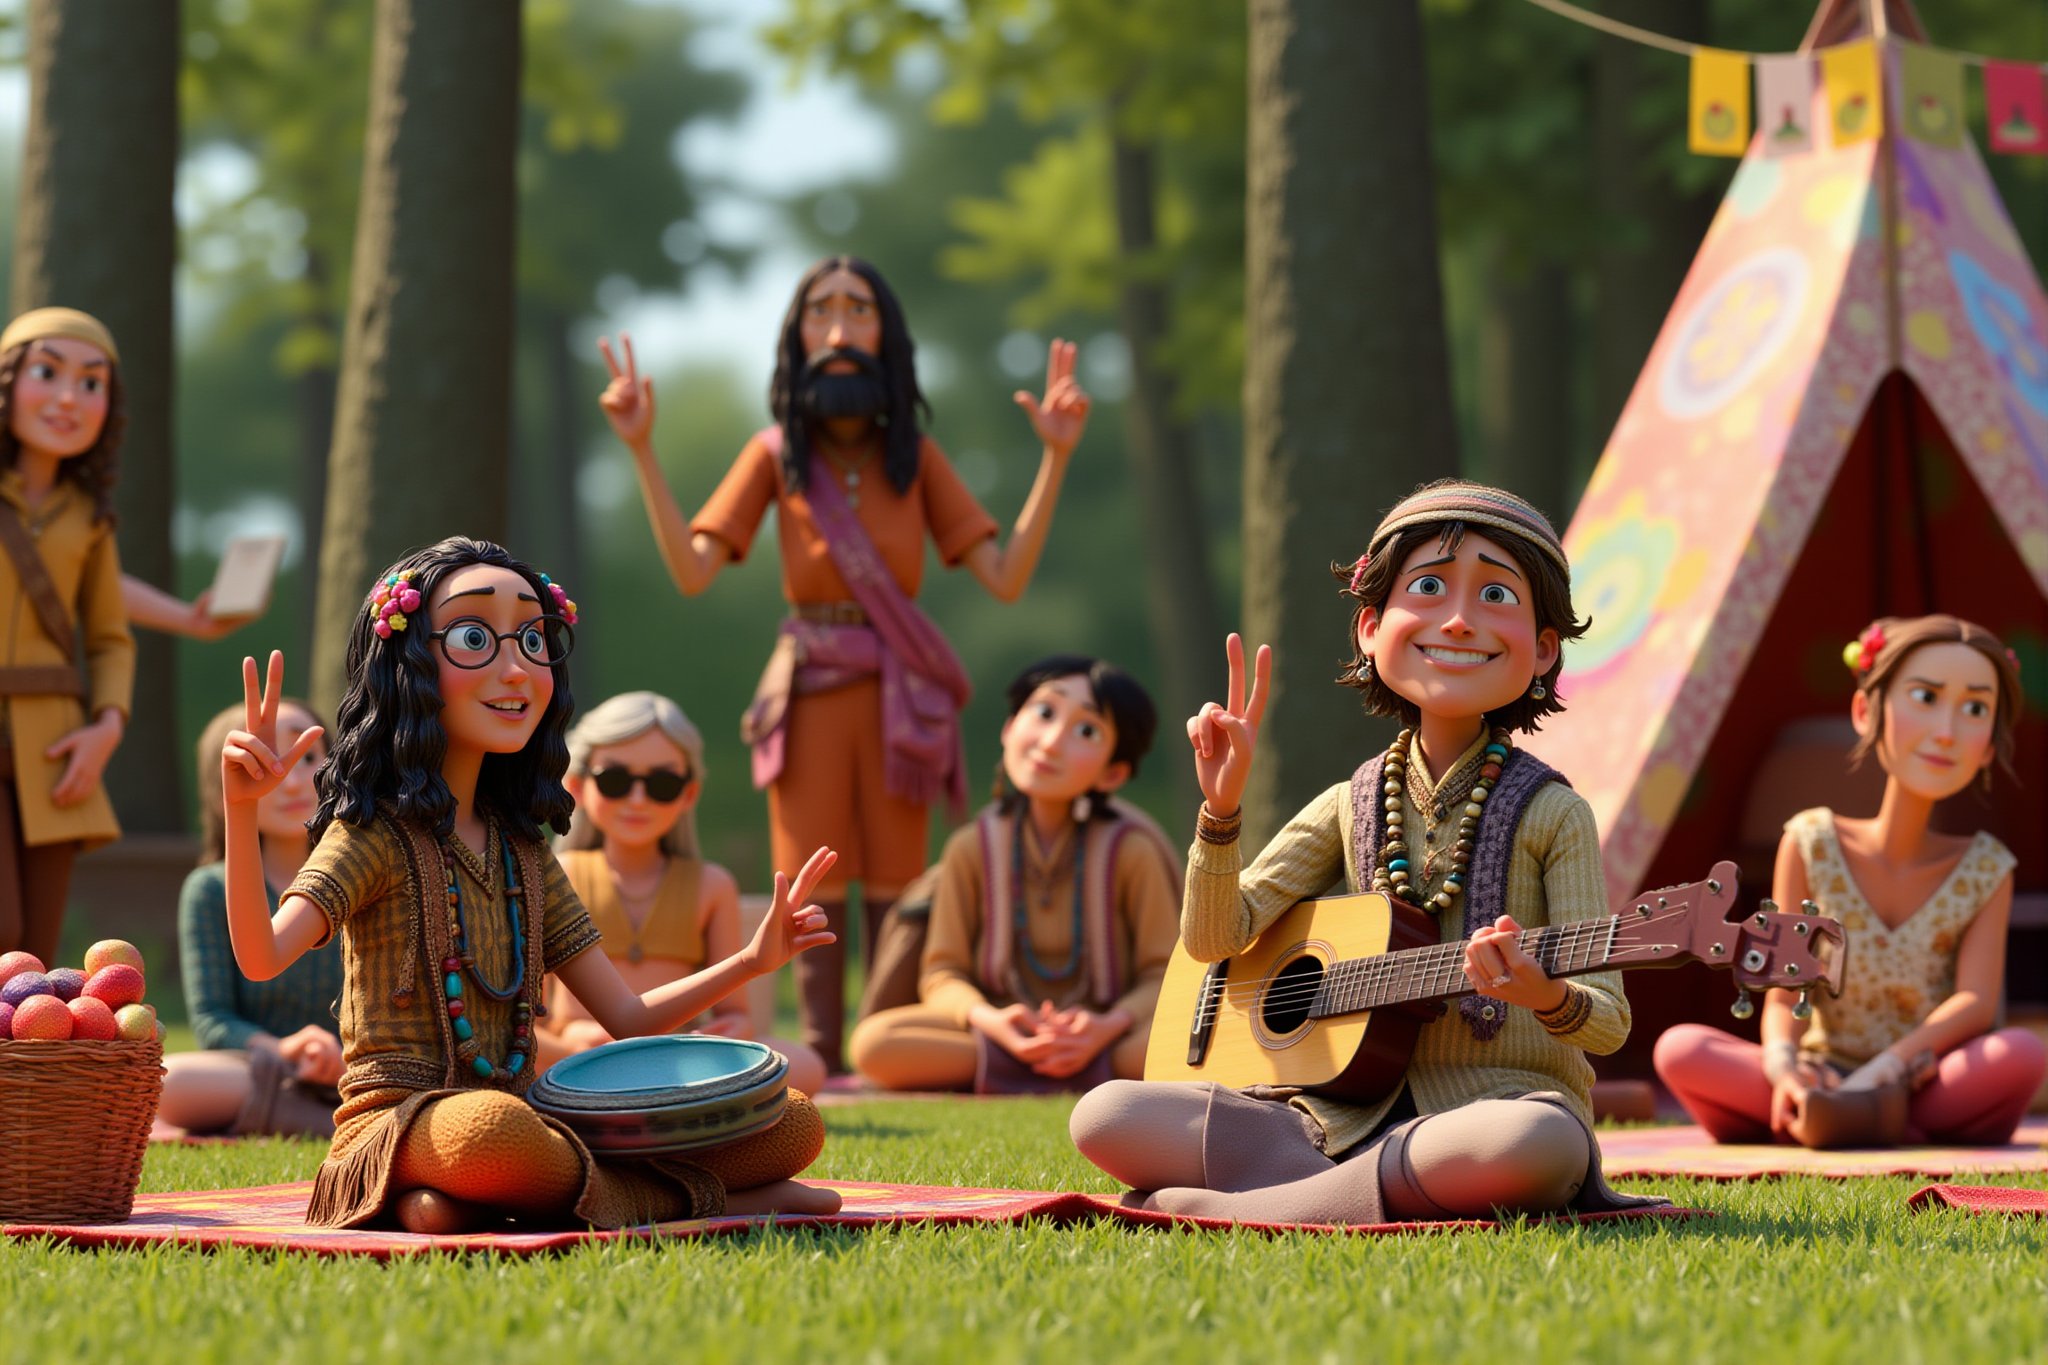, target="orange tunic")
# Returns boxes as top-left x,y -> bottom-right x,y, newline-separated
692,432 -> 997,889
